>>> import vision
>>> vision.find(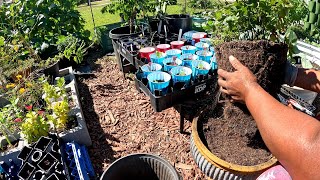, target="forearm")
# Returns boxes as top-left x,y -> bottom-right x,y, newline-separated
245,84 -> 320,179
294,68 -> 320,93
